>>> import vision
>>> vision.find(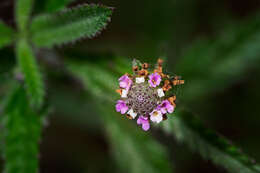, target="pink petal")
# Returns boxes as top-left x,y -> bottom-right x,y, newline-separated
161,108 -> 167,114
120,105 -> 128,114
119,75 -> 132,90
148,73 -> 161,87
115,100 -> 123,112
120,81 -> 127,88
142,122 -> 150,131
126,80 -> 132,90
156,78 -> 161,85
137,116 -> 148,124
149,81 -> 156,87
137,117 -> 142,125
116,104 -> 121,112
167,104 -> 174,113
119,75 -> 126,81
